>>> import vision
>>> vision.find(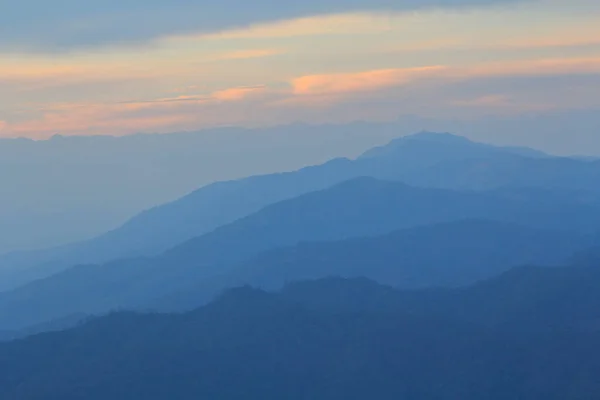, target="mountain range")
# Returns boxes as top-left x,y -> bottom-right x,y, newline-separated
1,176 -> 599,330
0,123 -> 401,254
3,131 -> 600,291
2,129 -> 600,398
2,132 -> 600,330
